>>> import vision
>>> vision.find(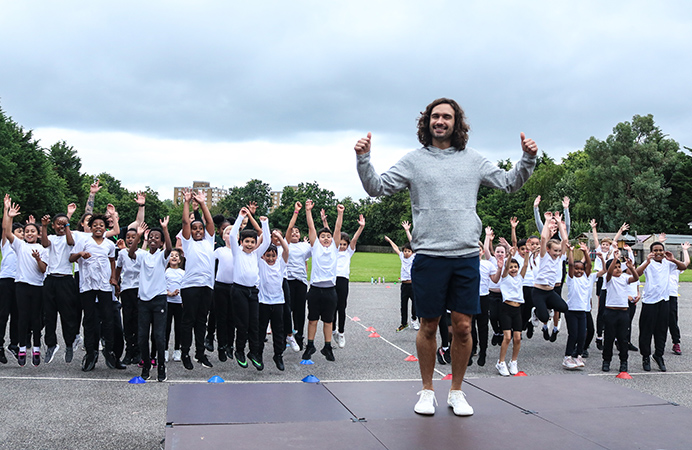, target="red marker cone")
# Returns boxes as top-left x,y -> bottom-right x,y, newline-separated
514,371 -> 528,377
368,332 -> 381,338
351,317 -> 361,322
365,327 -> 375,332
616,371 -> 632,379
404,355 -> 418,362
441,374 -> 453,380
